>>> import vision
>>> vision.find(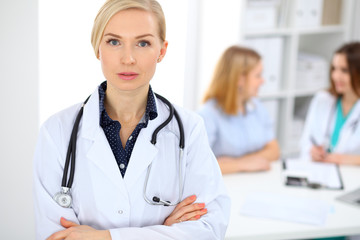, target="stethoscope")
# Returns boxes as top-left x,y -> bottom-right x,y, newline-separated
53,93 -> 185,208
